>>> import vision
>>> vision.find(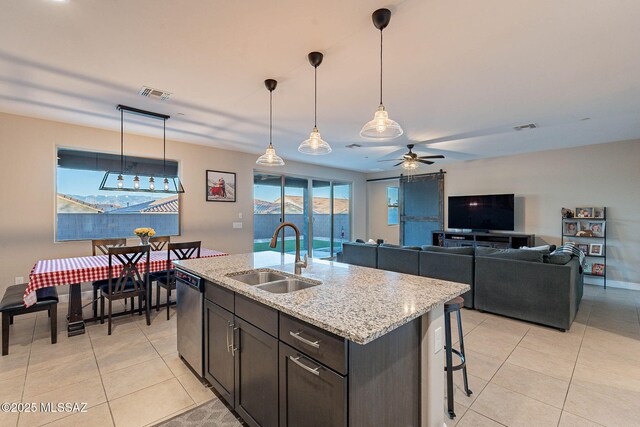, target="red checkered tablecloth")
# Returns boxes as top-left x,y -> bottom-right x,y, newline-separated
25,248 -> 227,307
